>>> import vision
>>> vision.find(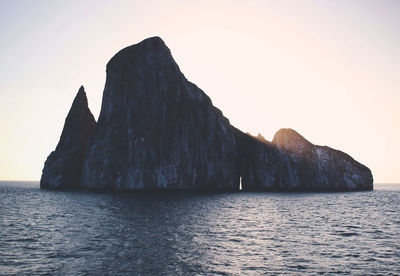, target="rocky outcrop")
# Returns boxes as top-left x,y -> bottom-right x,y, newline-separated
235,128 -> 373,191
40,86 -> 96,189
234,127 -> 281,190
272,128 -> 373,190
40,36 -> 373,191
80,37 -> 238,190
